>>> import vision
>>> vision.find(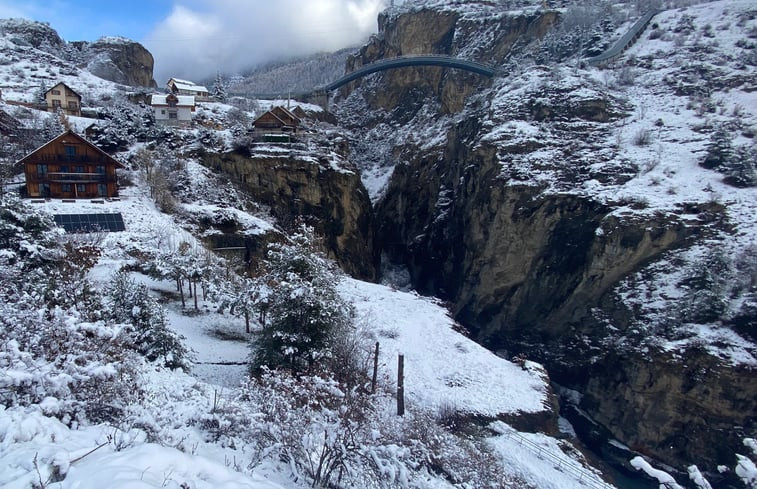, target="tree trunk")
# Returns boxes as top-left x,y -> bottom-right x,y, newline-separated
193,280 -> 198,310
178,277 -> 185,308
